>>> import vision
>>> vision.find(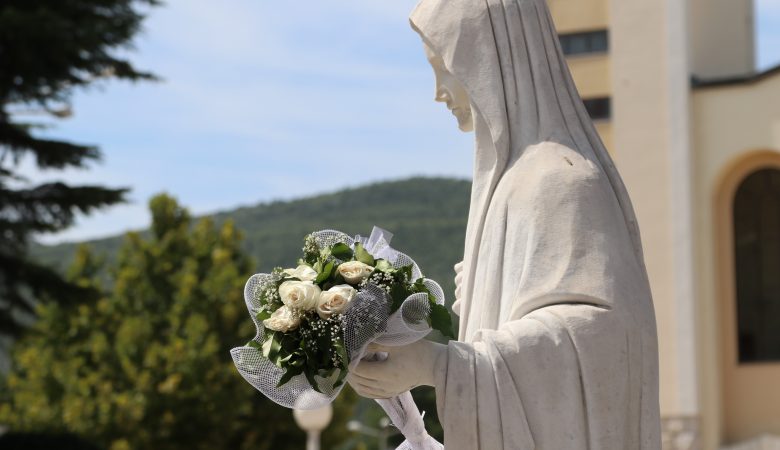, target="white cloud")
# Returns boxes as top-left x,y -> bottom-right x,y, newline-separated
32,0 -> 780,246
24,0 -> 472,244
